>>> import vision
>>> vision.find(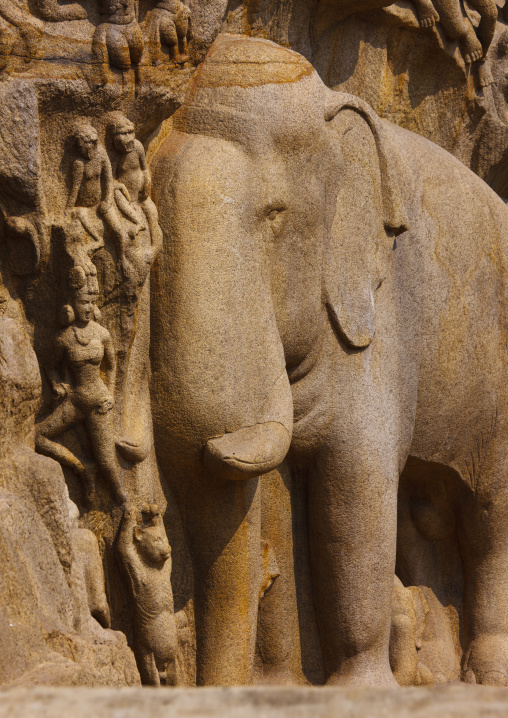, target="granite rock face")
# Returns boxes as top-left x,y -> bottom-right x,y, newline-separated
2,0 -> 508,694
